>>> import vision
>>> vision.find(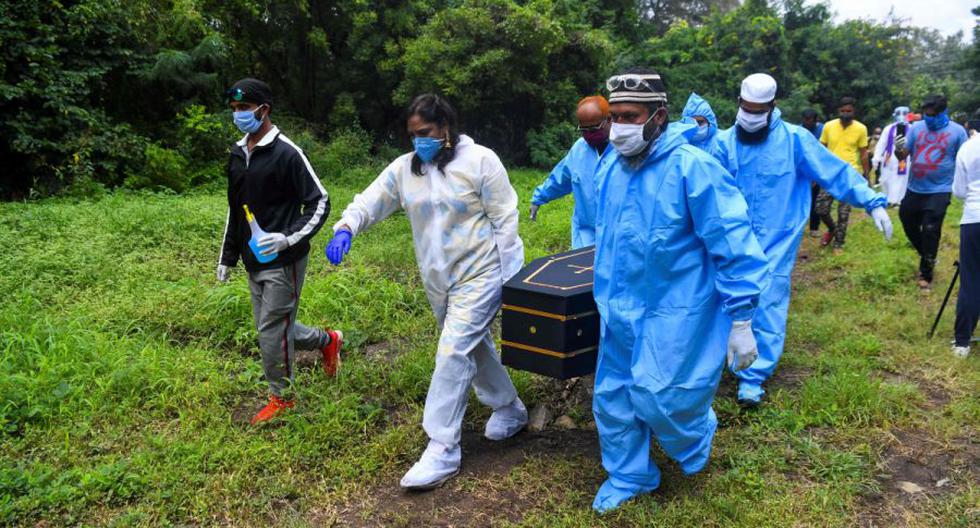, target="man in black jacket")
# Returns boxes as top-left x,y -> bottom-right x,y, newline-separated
217,78 -> 343,425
